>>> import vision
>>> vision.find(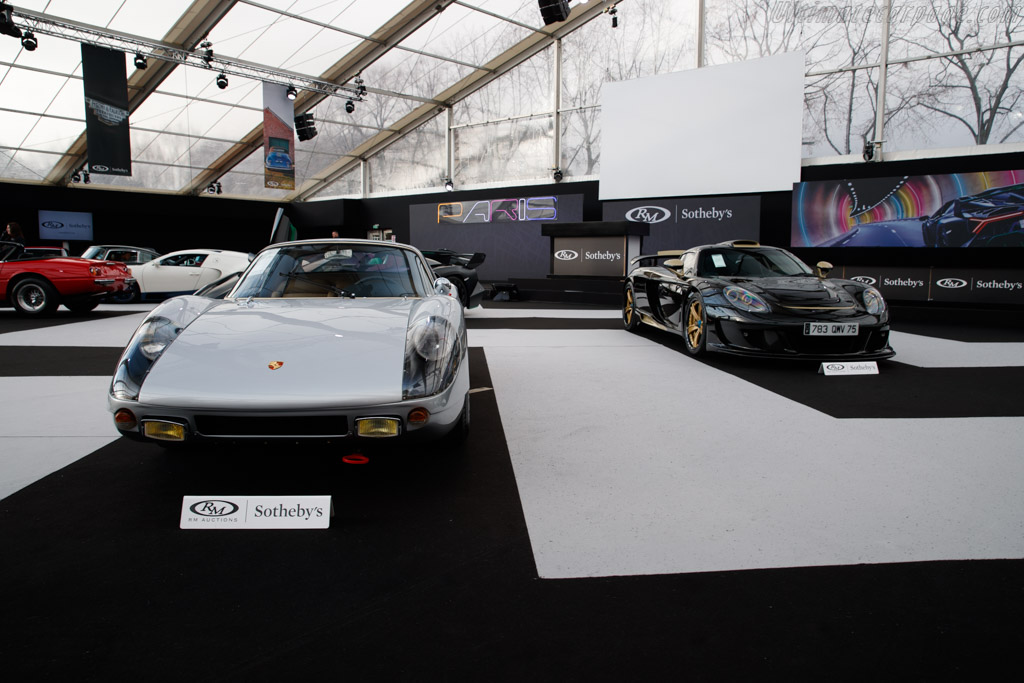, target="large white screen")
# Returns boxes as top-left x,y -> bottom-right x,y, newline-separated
599,52 -> 805,200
